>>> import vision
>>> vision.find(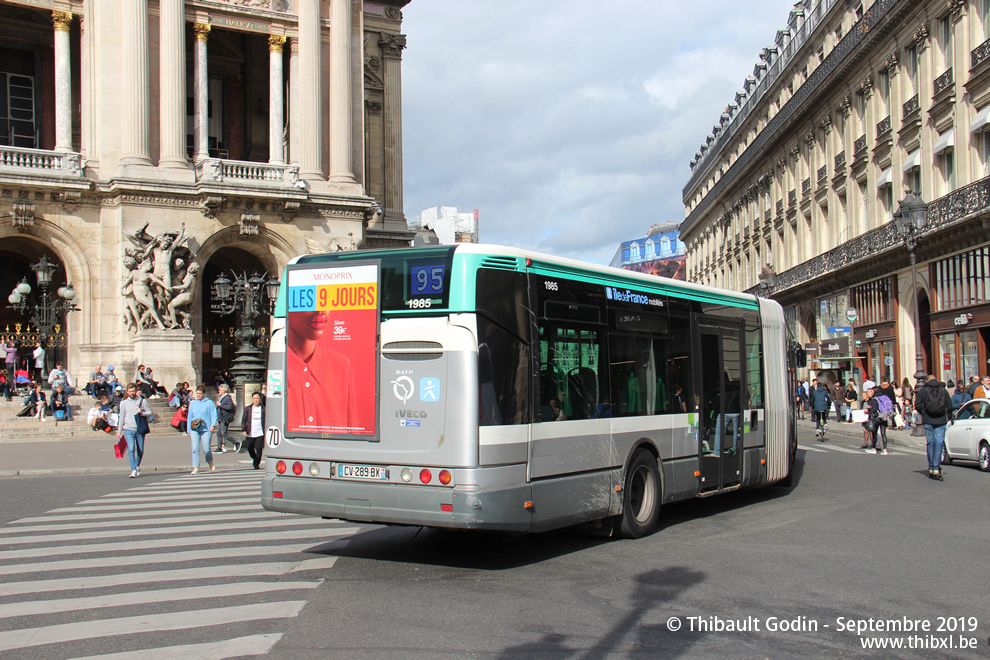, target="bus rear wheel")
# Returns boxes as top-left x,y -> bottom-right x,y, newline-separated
615,449 -> 661,539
